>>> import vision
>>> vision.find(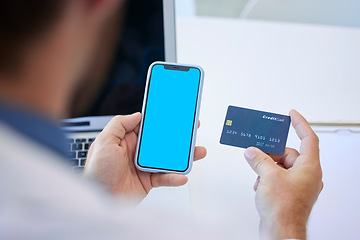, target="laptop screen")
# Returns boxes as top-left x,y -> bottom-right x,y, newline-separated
69,0 -> 165,118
